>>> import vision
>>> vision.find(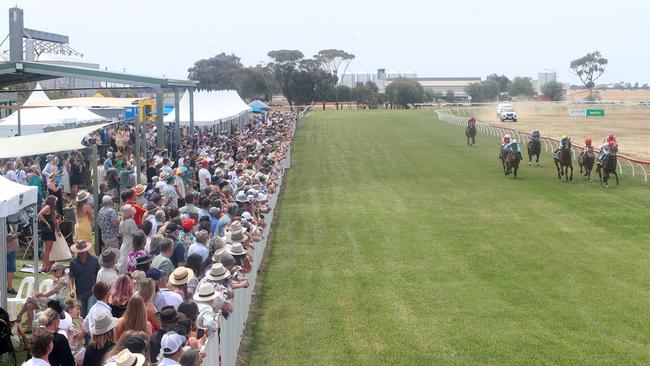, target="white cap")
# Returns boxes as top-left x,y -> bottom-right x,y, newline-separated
242,212 -> 253,221
161,331 -> 186,355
